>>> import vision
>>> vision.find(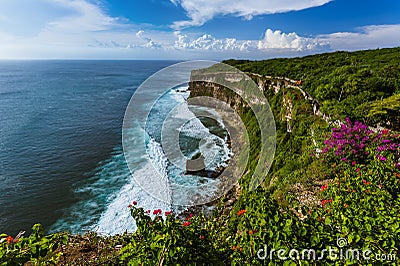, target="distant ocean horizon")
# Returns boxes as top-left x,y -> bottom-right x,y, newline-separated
0,60 -> 229,235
